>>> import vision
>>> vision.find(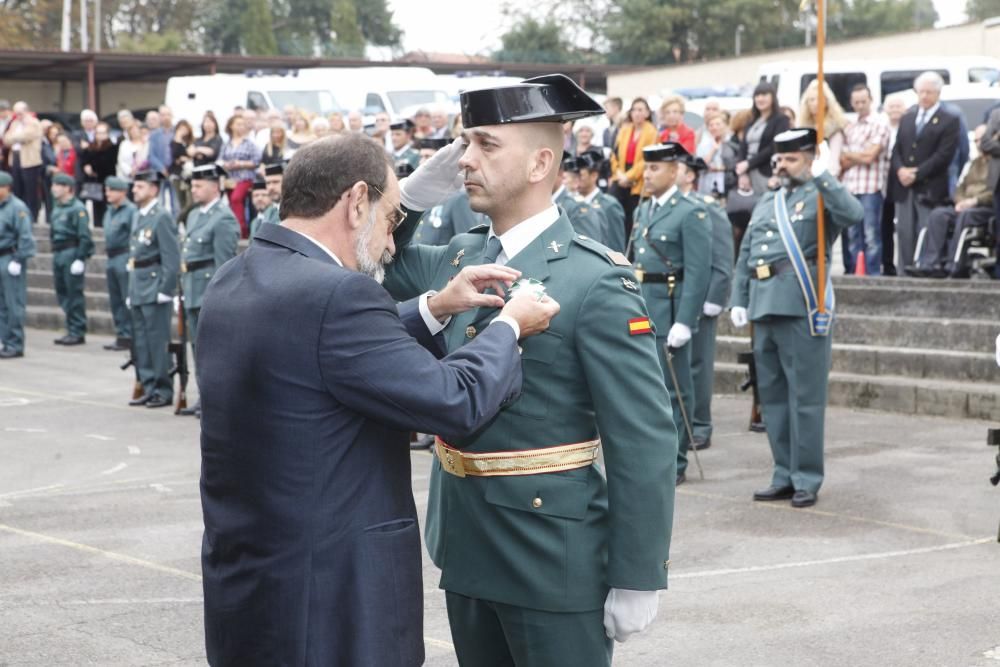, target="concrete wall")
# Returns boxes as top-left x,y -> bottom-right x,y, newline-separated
608,21 -> 1000,98
0,80 -> 166,115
